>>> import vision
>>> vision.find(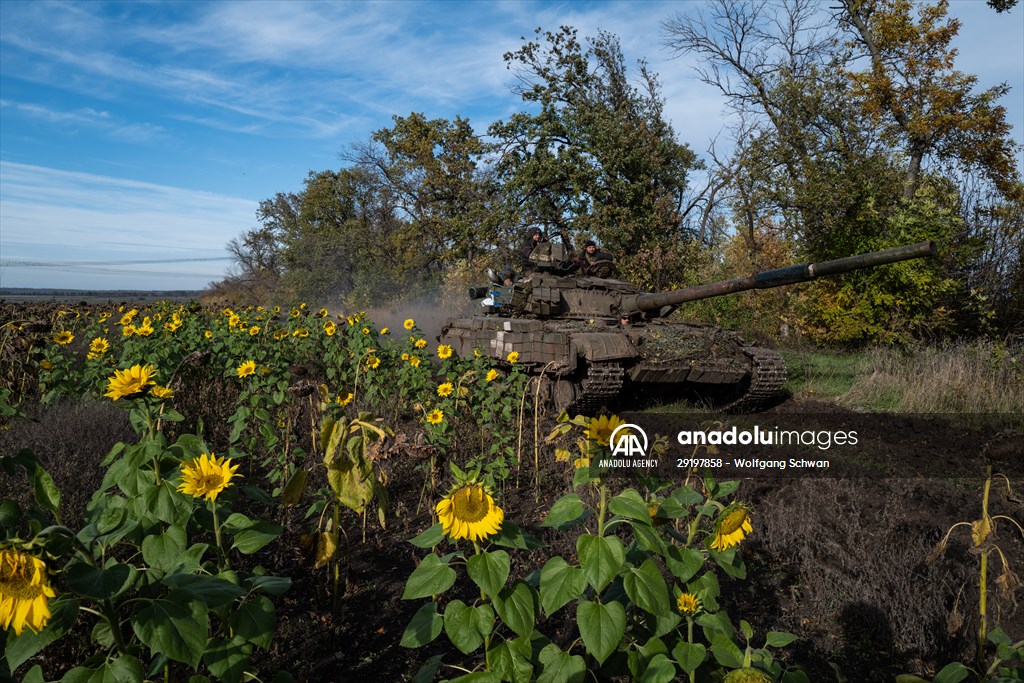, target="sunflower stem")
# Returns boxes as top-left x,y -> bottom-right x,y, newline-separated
597,481 -> 608,537
978,466 -> 992,670
686,616 -> 695,683
212,498 -> 229,571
